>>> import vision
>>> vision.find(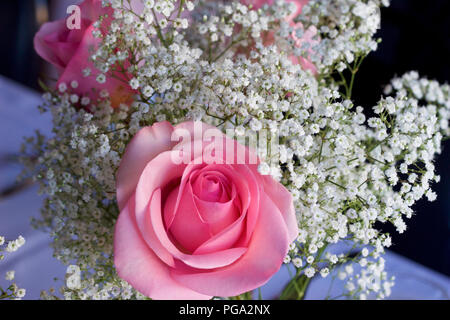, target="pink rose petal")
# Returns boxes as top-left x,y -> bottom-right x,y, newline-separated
168,183 -> 213,252
259,174 -> 298,242
151,189 -> 248,269
114,196 -> 211,300
116,121 -> 175,210
171,193 -> 290,297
